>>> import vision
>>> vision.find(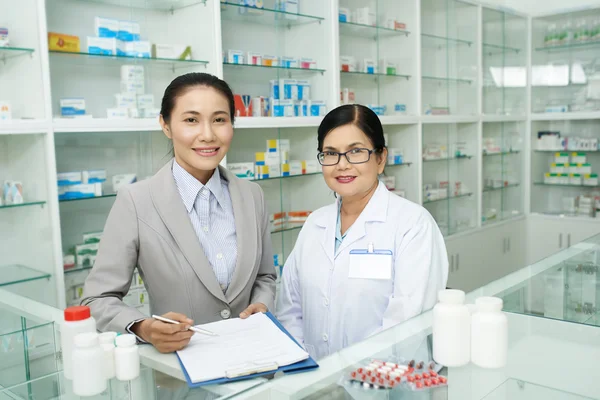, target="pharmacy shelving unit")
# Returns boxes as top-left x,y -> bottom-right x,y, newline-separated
2,0 -> 599,315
